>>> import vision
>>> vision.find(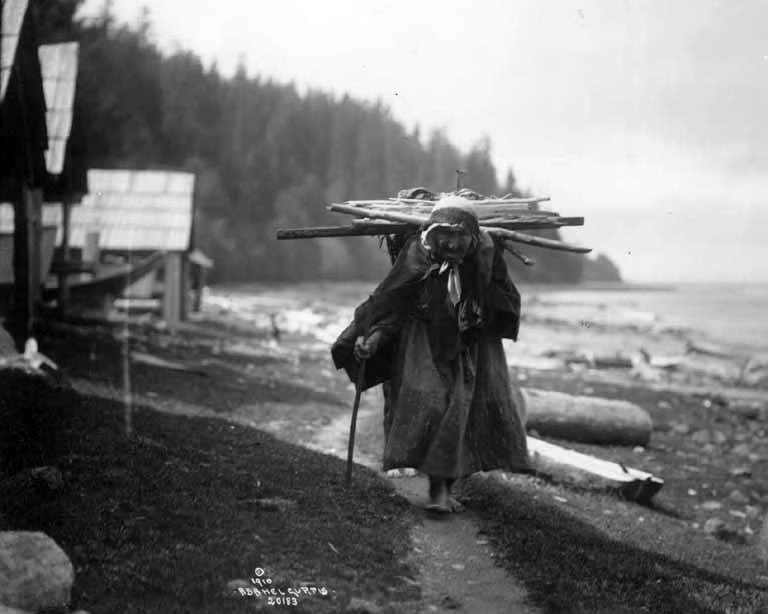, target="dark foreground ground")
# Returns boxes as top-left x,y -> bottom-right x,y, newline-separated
0,323 -> 421,614
2,314 -> 768,614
